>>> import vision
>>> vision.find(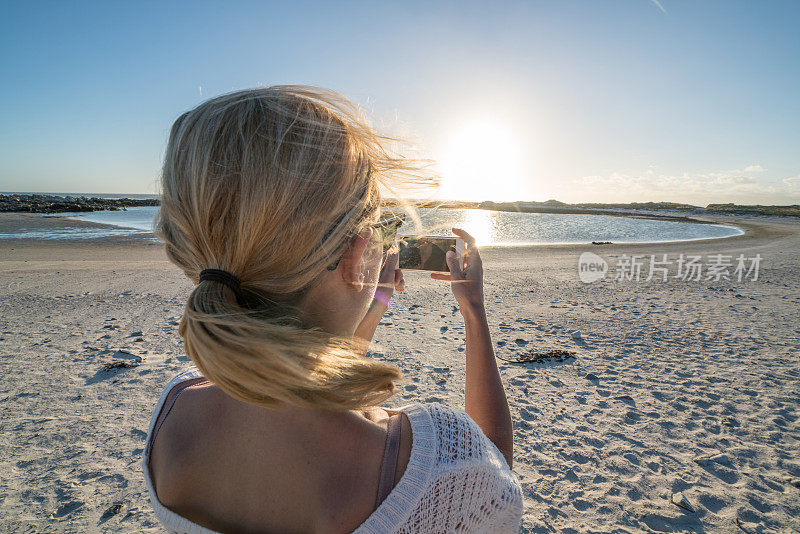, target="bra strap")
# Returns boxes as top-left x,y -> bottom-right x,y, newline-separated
375,413 -> 403,509
147,376 -> 208,455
